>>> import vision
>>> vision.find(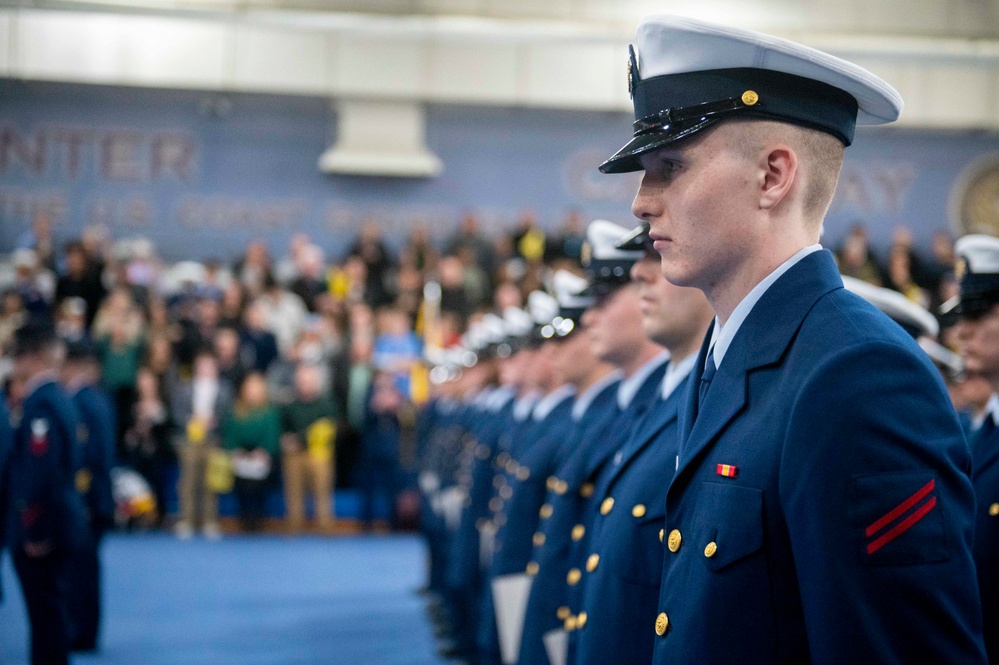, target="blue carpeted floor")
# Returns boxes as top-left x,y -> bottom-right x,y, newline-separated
0,533 -> 447,665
